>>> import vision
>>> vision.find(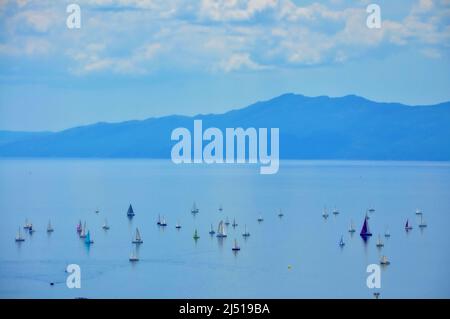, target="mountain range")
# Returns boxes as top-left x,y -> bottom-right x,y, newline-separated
1,93 -> 450,160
